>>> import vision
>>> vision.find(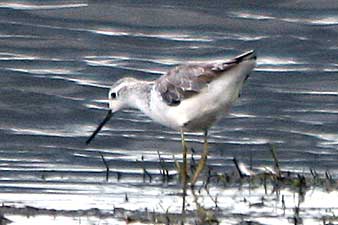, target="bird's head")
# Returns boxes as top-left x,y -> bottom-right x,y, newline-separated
86,77 -> 138,145
108,77 -> 138,113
